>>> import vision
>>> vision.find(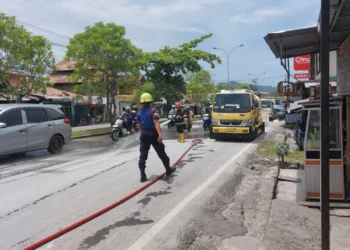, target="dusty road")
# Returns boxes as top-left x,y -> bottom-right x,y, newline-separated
0,121 -> 273,250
